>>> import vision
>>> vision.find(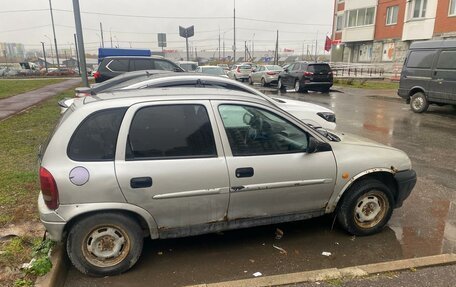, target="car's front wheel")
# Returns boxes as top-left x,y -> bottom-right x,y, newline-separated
337,179 -> 394,236
294,80 -> 302,93
278,78 -> 286,91
67,213 -> 143,276
410,92 -> 429,113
